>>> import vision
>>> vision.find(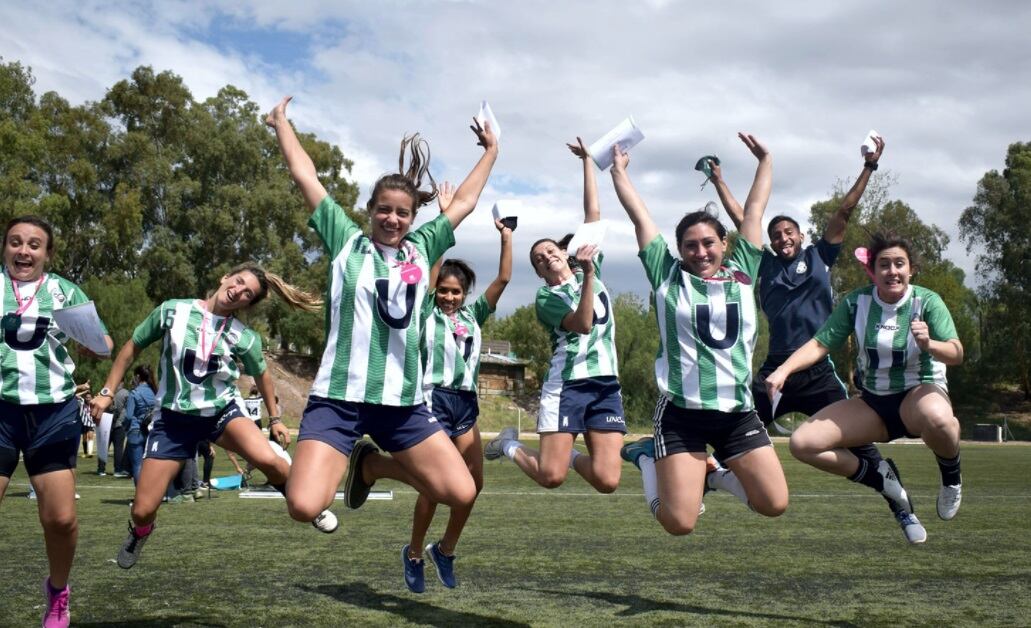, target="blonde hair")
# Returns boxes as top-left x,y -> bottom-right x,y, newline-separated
225,263 -> 322,312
